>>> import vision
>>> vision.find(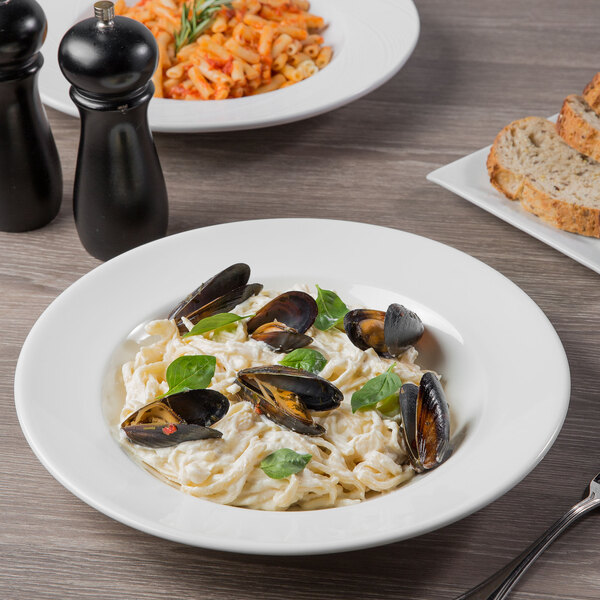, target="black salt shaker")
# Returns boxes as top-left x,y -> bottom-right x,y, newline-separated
0,0 -> 62,232
58,1 -> 168,261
